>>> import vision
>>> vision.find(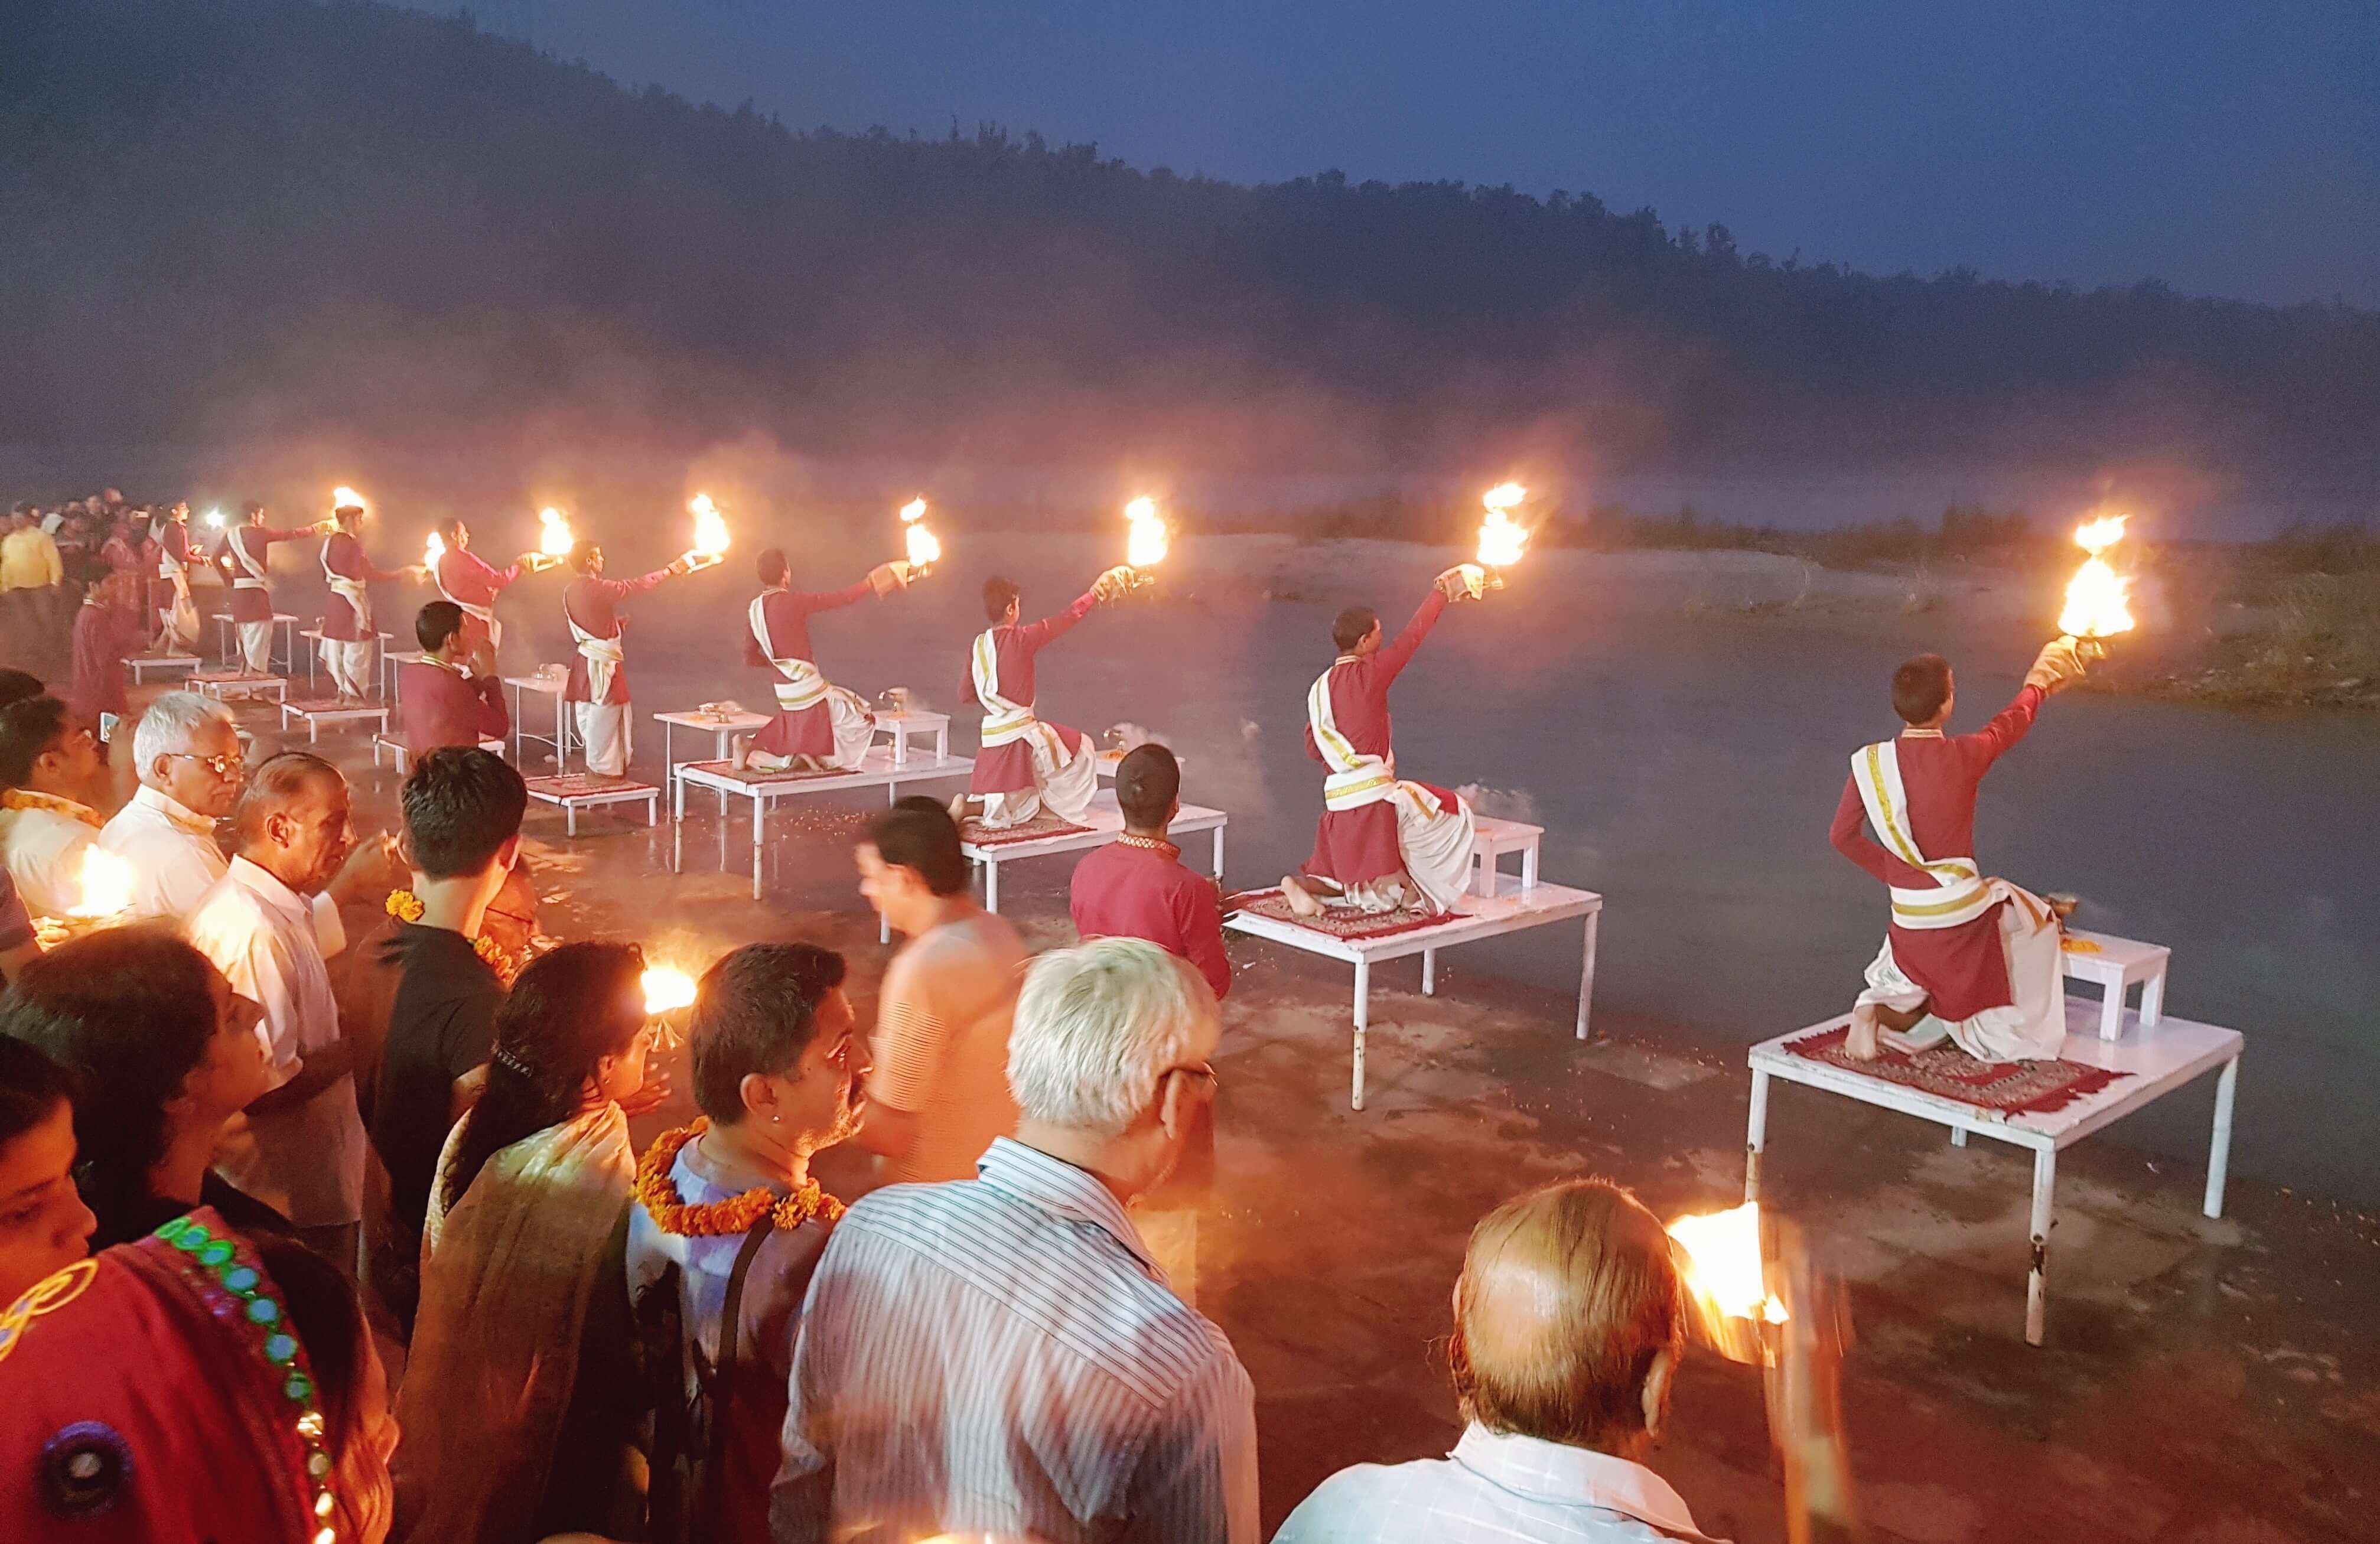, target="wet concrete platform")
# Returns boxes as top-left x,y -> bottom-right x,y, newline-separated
227,694 -> 2380,1544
